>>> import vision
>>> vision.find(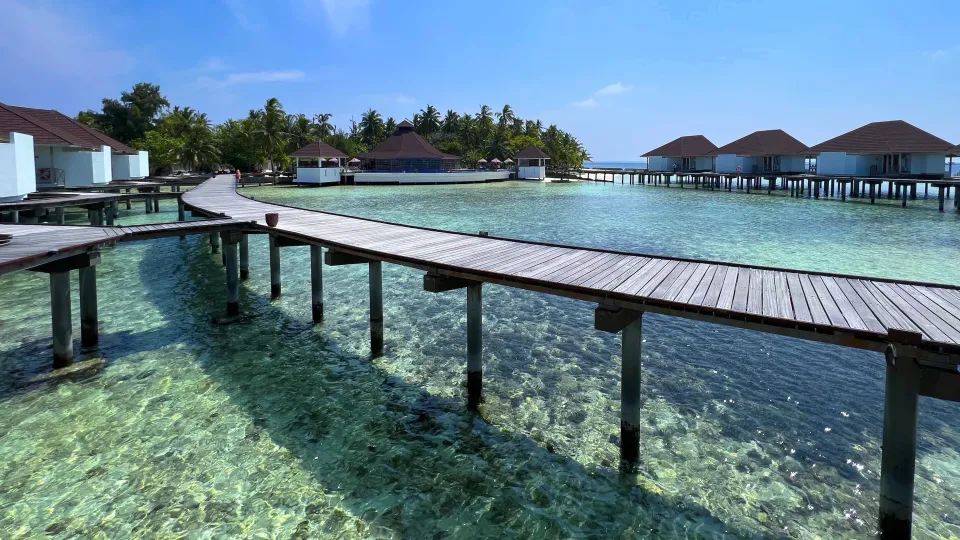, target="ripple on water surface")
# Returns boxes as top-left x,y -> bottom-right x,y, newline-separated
0,184 -> 958,538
